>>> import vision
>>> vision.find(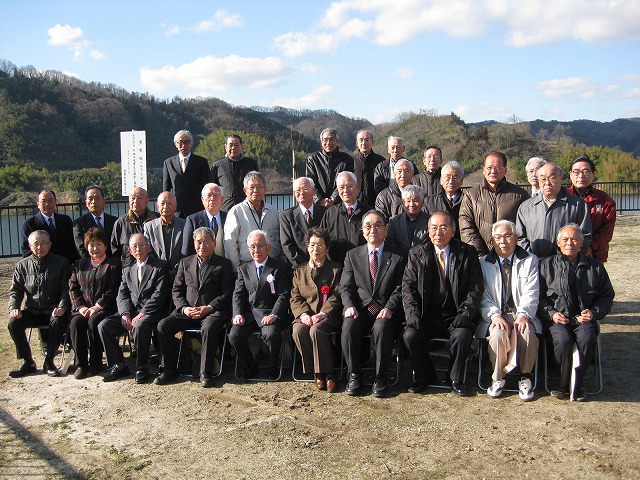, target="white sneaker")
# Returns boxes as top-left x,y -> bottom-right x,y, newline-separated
487,379 -> 505,398
518,377 -> 534,401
